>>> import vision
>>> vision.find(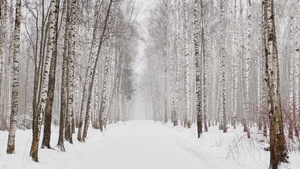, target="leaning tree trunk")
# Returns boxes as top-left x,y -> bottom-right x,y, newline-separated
263,0 -> 288,168
6,0 -> 21,154
41,0 -> 60,149
83,0 -> 113,138
77,0 -> 101,142
30,0 -> 58,162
